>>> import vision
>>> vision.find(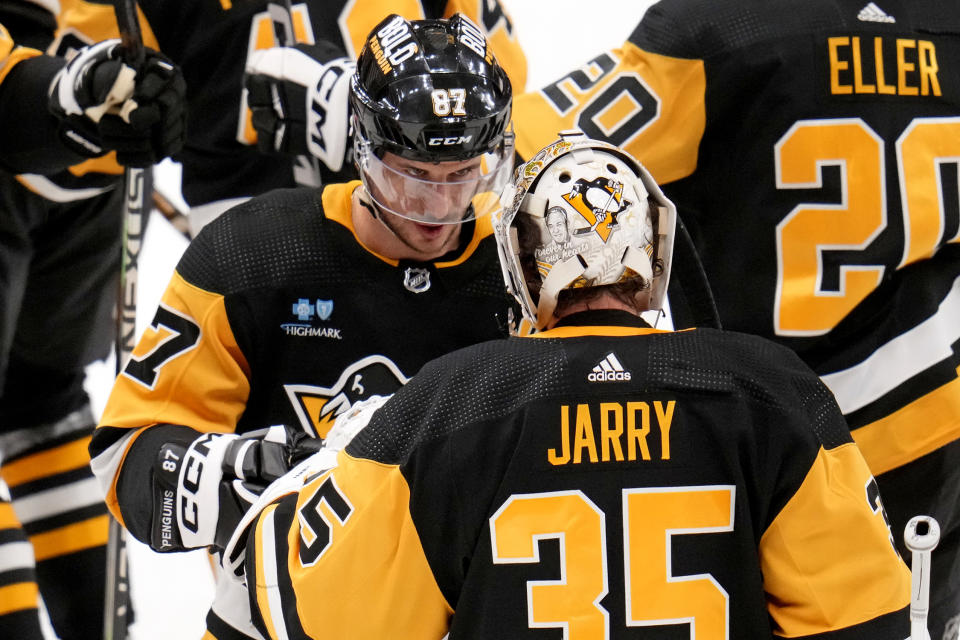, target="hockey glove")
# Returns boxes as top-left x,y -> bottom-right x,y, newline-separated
148,427 -> 322,553
222,395 -> 390,577
49,39 -> 186,167
244,42 -> 354,172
